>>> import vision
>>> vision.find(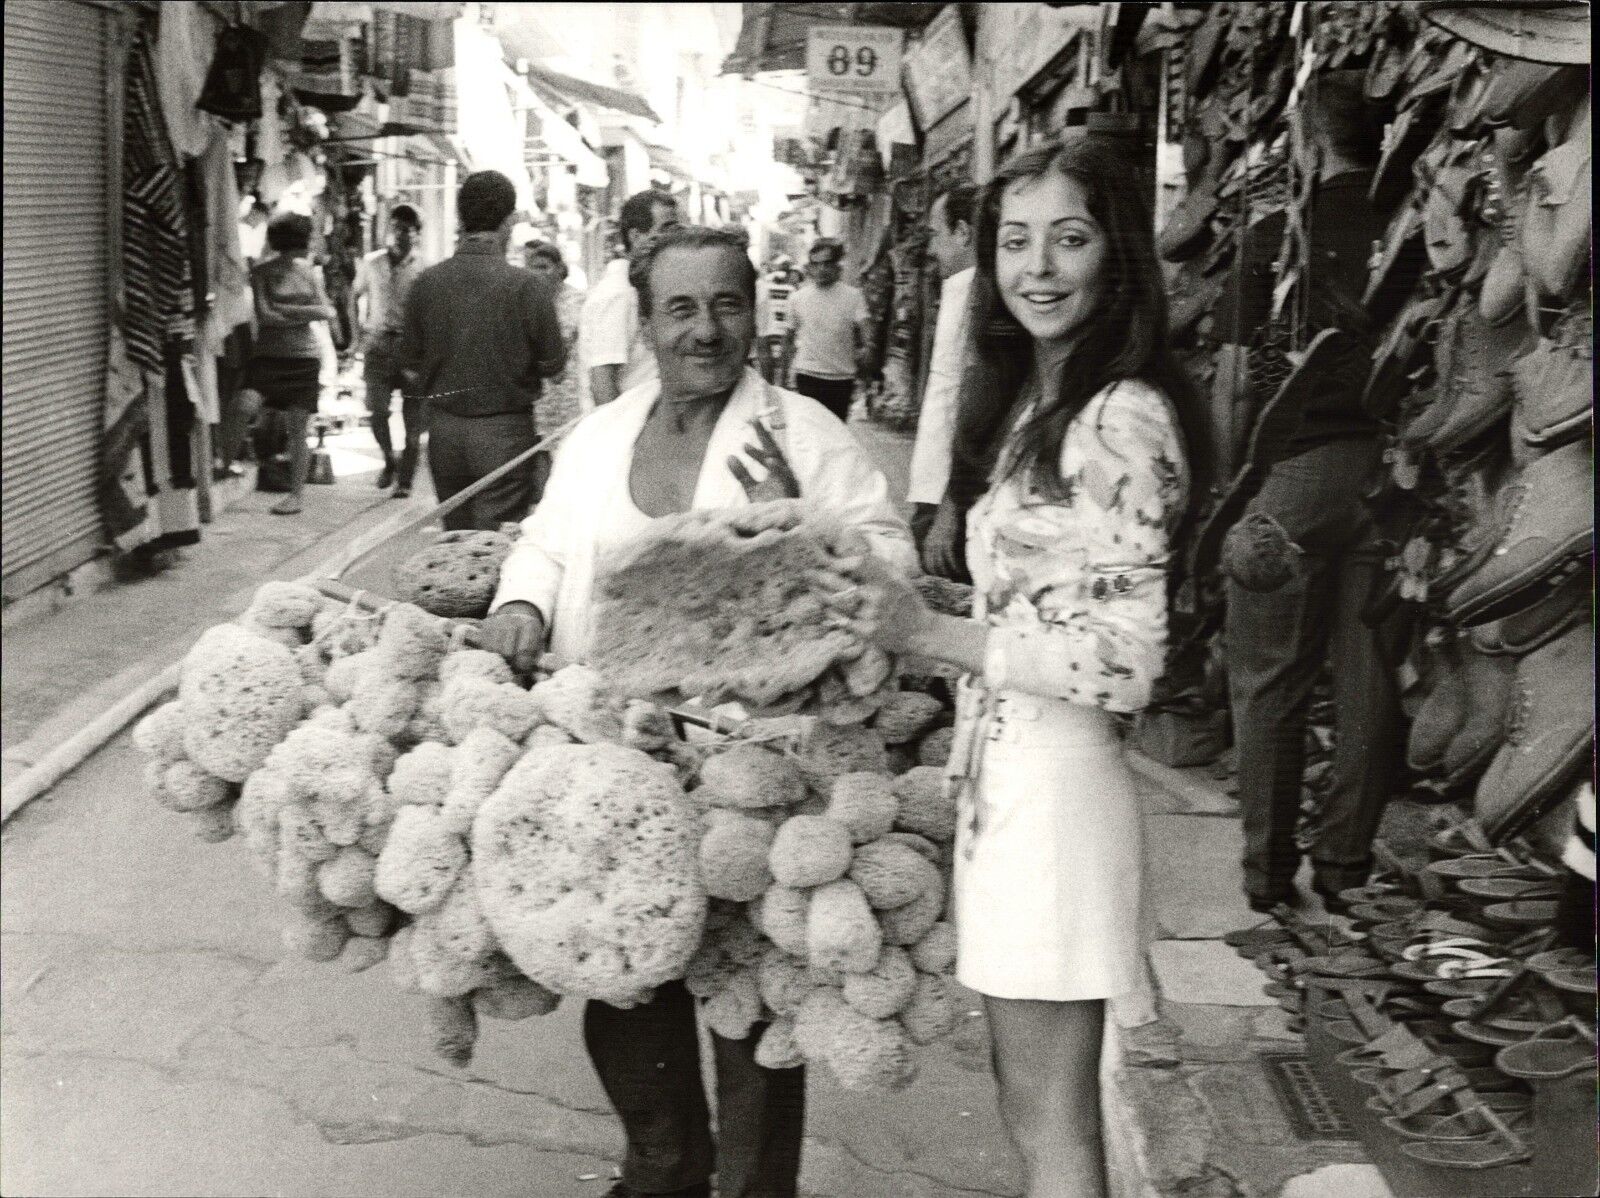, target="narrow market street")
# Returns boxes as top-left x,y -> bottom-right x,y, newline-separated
4,1 -> 1593,1196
